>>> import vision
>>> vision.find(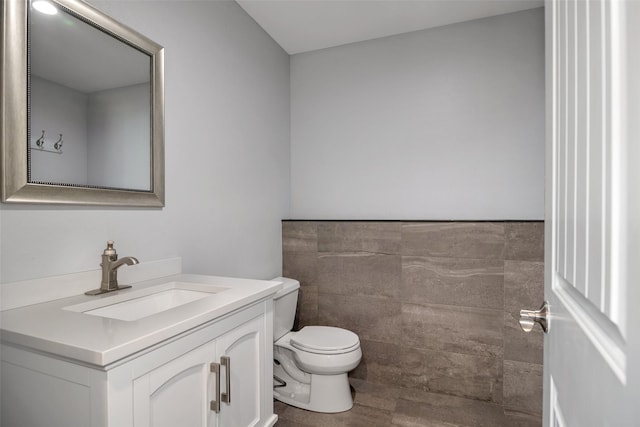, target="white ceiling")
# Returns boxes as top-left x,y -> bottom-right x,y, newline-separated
236,0 -> 544,54
31,7 -> 150,93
